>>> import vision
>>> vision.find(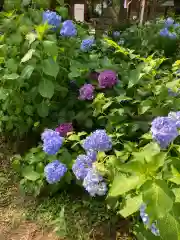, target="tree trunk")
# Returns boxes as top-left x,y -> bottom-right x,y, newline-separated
0,0 -> 4,11
118,0 -> 127,23
174,0 -> 180,15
